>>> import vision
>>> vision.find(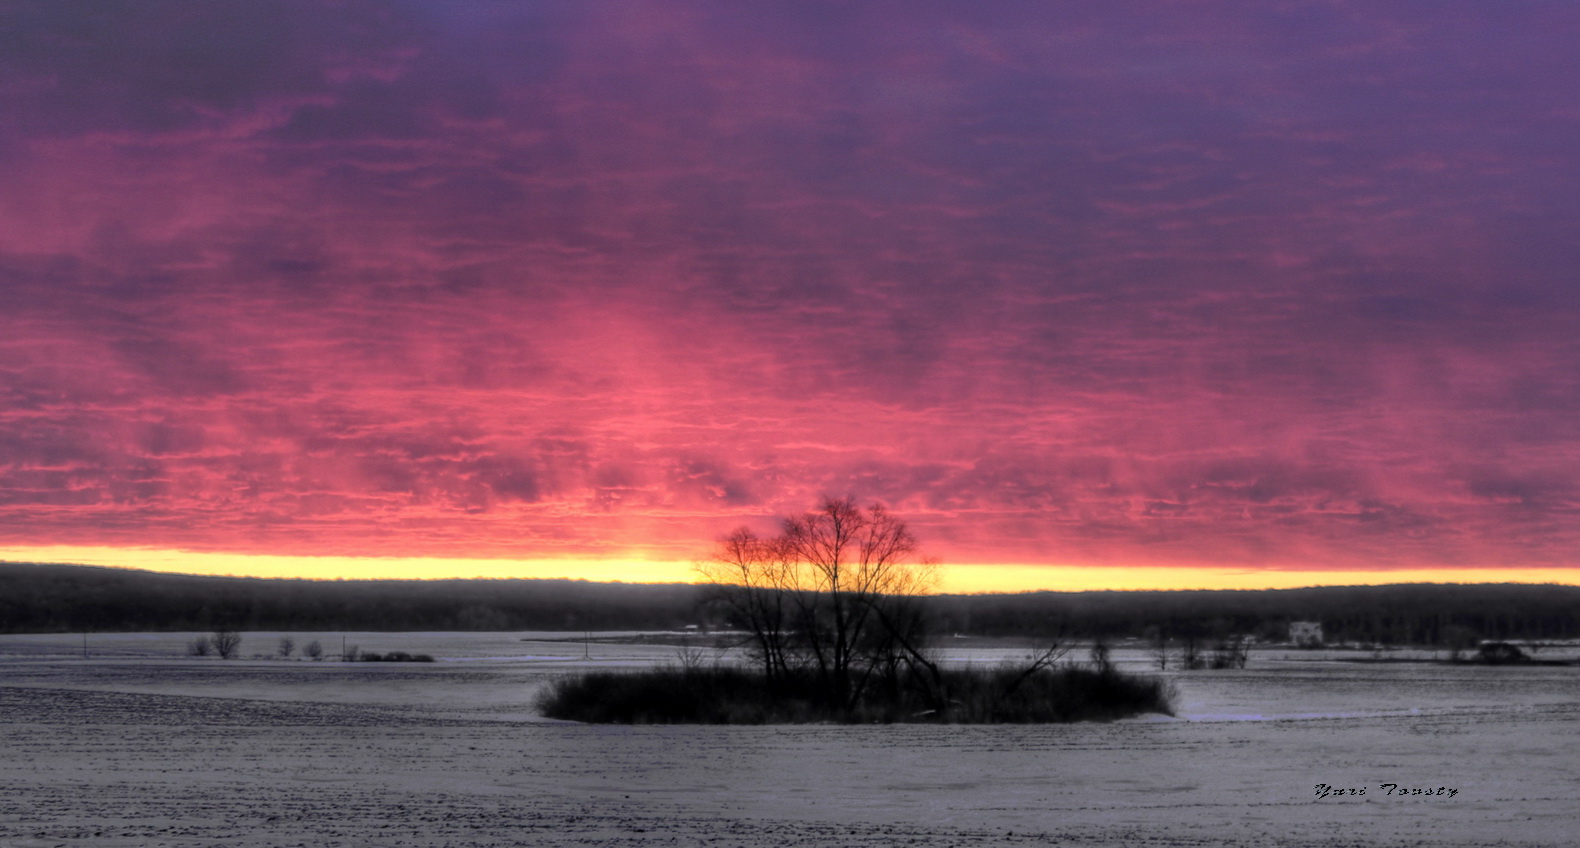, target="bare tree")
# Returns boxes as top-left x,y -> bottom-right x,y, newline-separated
865,584 -> 941,706
672,637 -> 713,674
989,639 -> 1070,707
278,636 -> 295,659
781,497 -> 936,708
697,527 -> 793,683
210,629 -> 242,660
1089,636 -> 1113,674
1144,625 -> 1169,670
1210,633 -> 1250,669
698,497 -> 937,710
303,640 -> 324,661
